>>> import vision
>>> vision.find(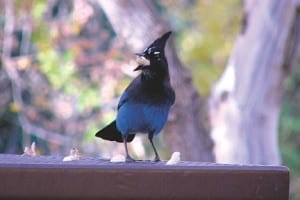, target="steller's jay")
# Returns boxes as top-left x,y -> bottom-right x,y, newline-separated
95,31 -> 175,162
